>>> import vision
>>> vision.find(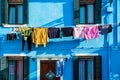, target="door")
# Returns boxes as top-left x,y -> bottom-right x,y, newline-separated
40,60 -> 60,80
